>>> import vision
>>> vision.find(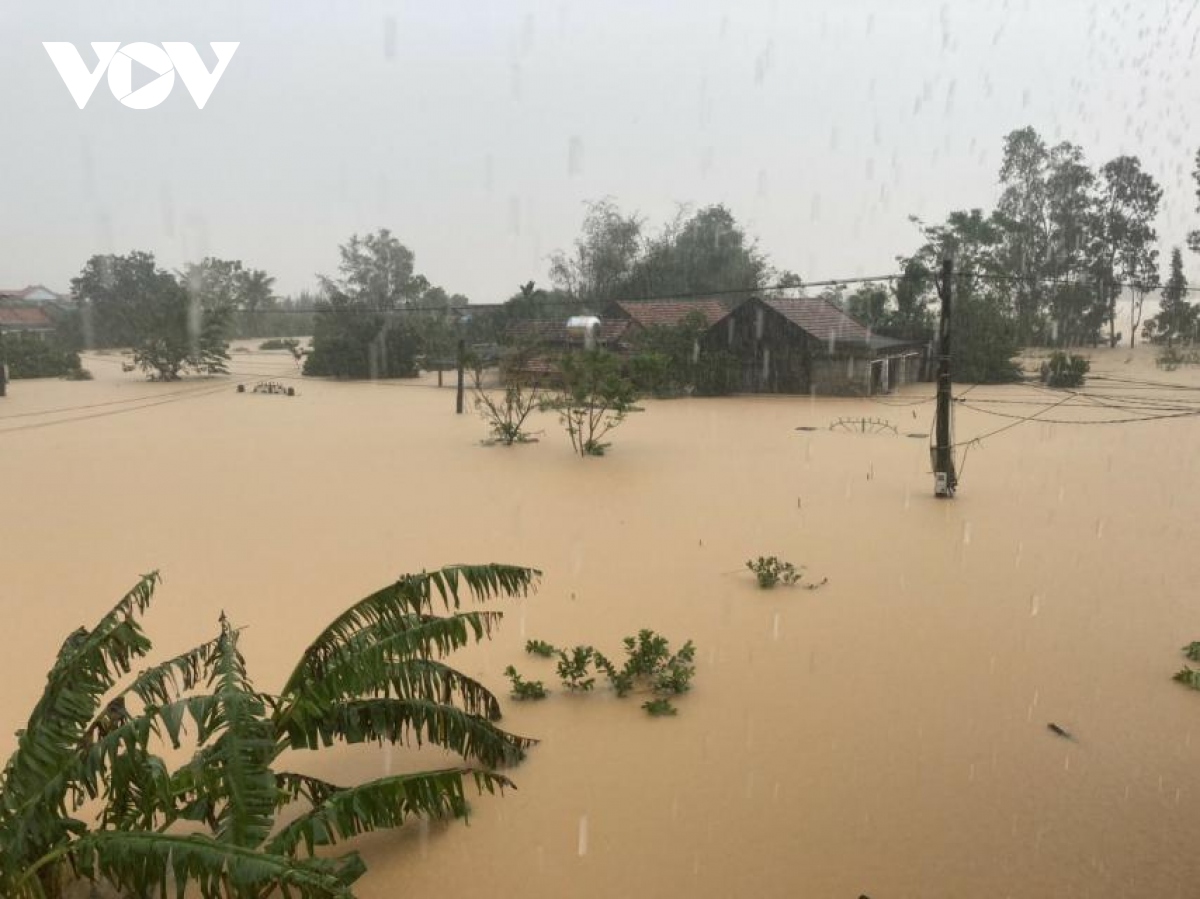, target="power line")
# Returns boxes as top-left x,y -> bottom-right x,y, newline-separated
0,382 -> 229,436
